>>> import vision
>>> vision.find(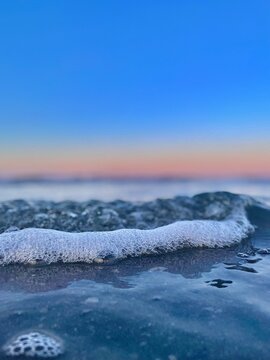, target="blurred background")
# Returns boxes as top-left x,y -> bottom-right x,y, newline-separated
0,1 -> 269,200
